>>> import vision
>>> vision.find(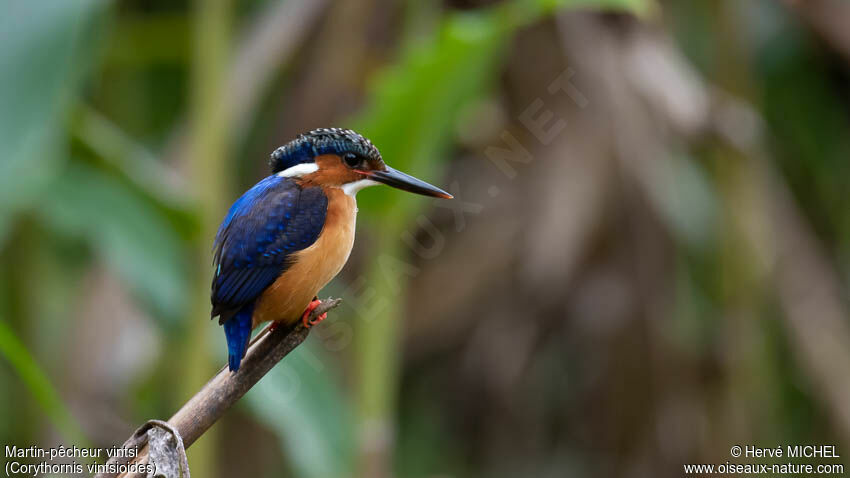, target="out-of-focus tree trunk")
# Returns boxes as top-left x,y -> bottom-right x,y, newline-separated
183,0 -> 232,476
